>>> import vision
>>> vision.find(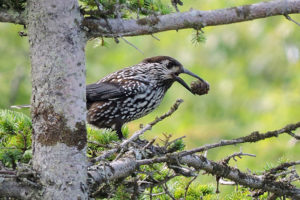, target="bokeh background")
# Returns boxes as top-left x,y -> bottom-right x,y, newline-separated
0,0 -> 299,196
